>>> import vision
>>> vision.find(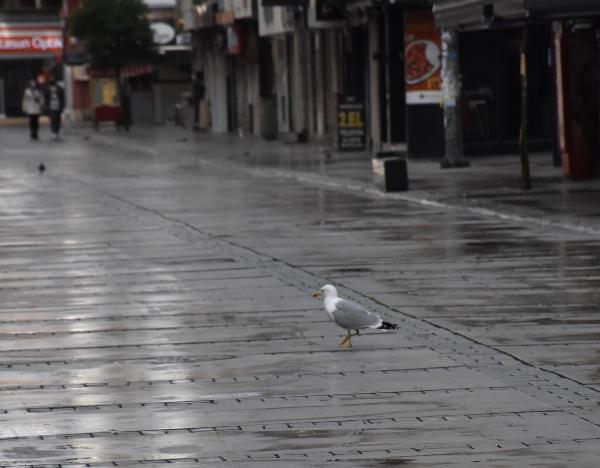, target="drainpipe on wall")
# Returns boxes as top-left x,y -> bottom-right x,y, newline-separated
369,13 -> 382,151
